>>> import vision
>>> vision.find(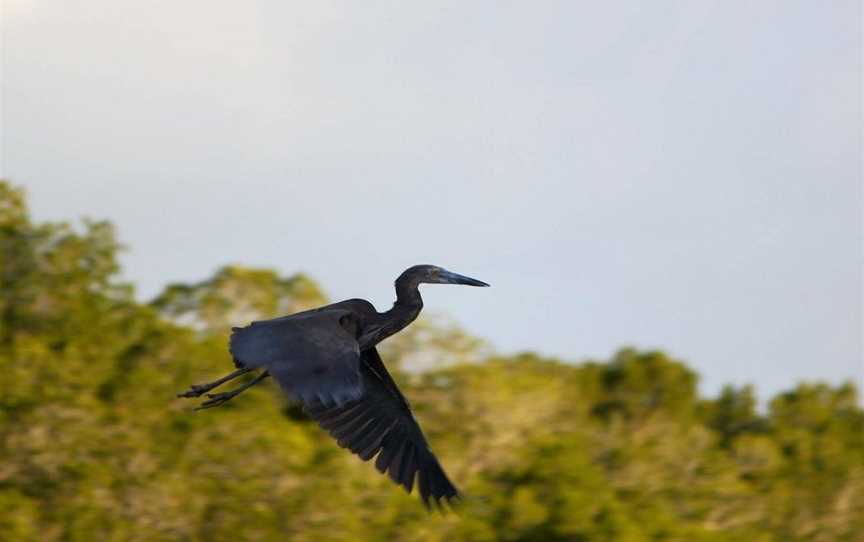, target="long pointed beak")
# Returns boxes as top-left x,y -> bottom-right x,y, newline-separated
440,270 -> 490,287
